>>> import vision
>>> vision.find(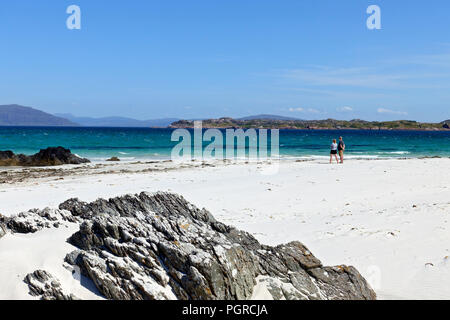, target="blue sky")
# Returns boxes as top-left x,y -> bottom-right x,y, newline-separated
0,0 -> 449,121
